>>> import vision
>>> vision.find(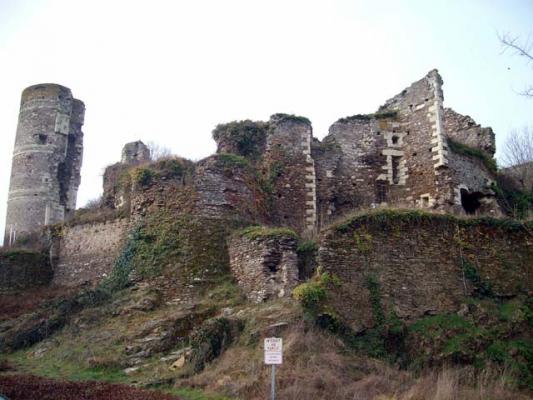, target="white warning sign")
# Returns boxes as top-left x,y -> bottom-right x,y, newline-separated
264,337 -> 283,365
